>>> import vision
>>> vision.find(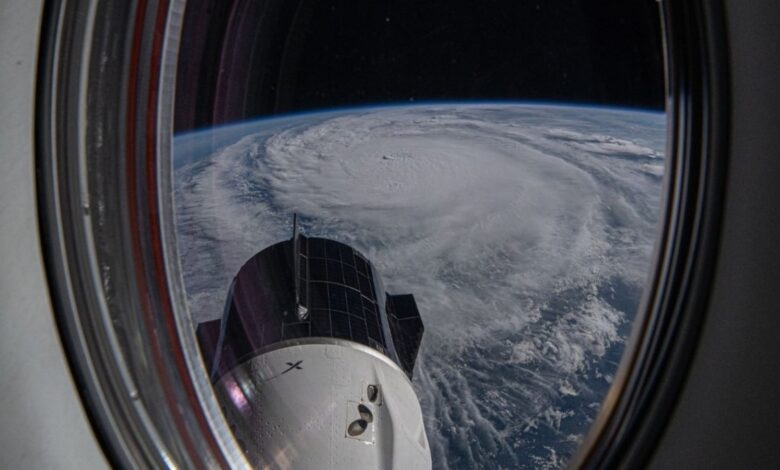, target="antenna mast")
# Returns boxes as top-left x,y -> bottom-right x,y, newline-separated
292,214 -> 308,320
